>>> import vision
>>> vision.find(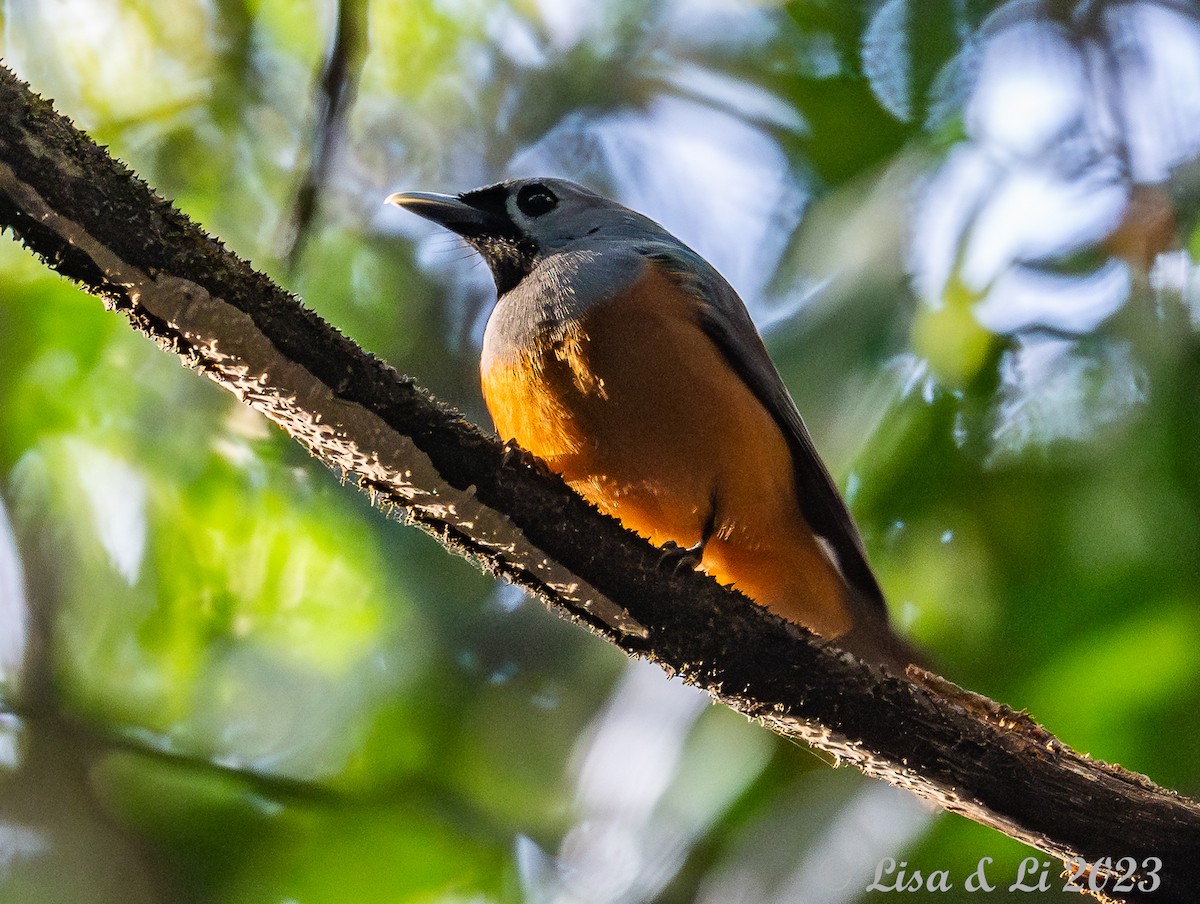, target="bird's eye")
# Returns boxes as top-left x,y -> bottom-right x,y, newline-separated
516,183 -> 558,217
